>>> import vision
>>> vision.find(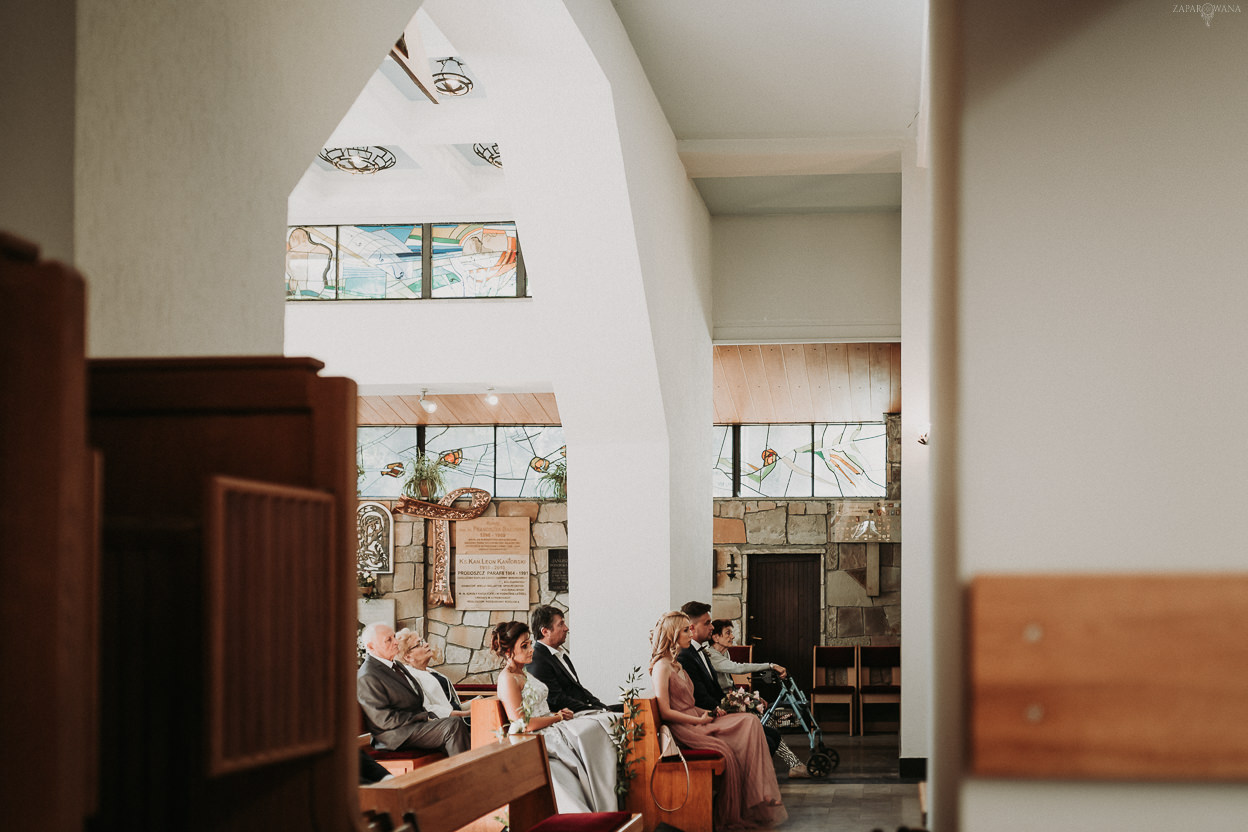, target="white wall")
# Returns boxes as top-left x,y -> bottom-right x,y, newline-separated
300,0 -> 715,699
712,213 -> 900,342
75,0 -> 422,358
898,141 -> 932,767
944,2 -> 1248,829
0,0 -> 76,263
